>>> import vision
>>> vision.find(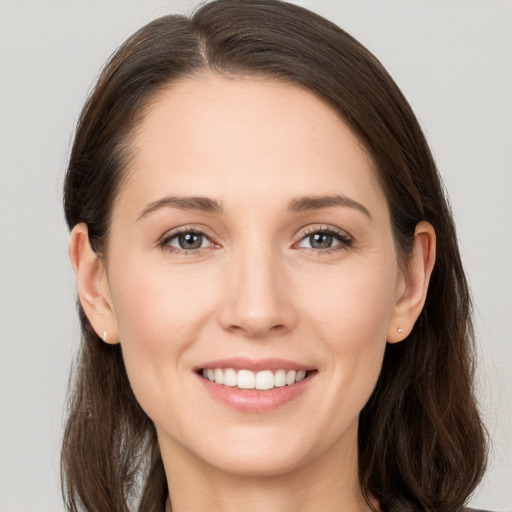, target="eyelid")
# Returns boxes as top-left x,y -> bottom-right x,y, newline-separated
300,224 -> 351,237
297,224 -> 352,241
158,225 -> 219,254
293,224 -> 353,251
